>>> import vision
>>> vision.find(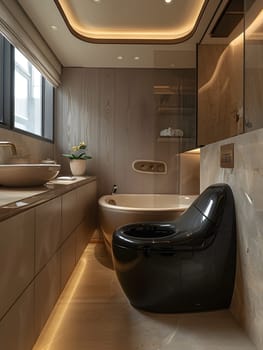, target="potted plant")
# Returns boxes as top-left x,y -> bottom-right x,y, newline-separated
63,142 -> 92,176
